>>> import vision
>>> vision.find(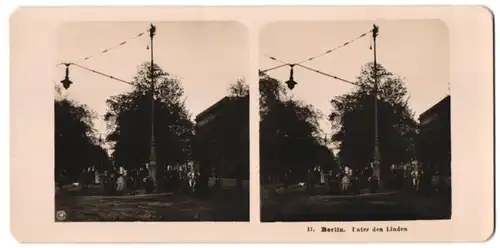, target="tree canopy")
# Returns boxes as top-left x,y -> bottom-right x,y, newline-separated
55,85 -> 110,184
329,62 -> 418,174
259,72 -> 338,181
104,62 -> 194,169
228,78 -> 249,98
